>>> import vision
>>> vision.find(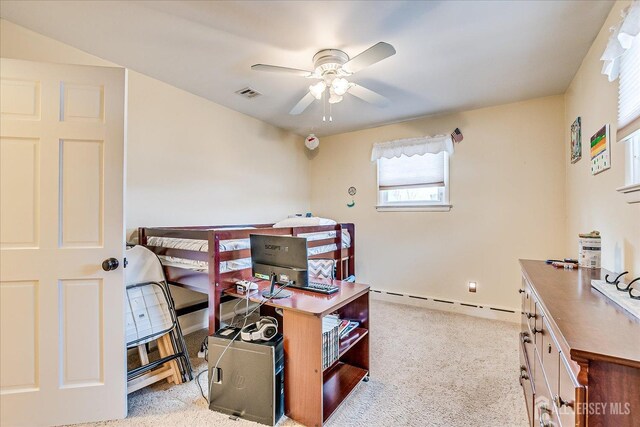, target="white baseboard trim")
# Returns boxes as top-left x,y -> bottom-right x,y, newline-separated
370,289 -> 520,323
